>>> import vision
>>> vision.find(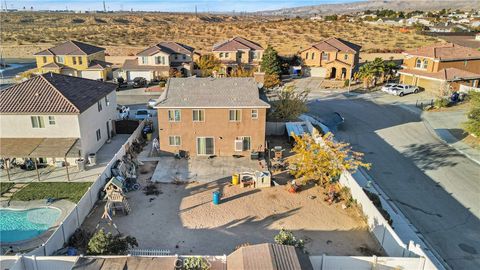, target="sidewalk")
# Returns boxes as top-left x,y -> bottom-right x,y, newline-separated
350,91 -> 480,165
